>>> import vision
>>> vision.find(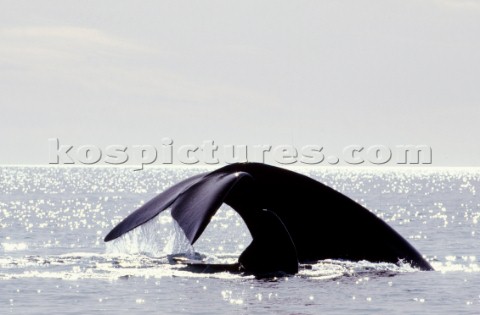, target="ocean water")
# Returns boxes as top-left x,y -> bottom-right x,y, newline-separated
1,165 -> 479,314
